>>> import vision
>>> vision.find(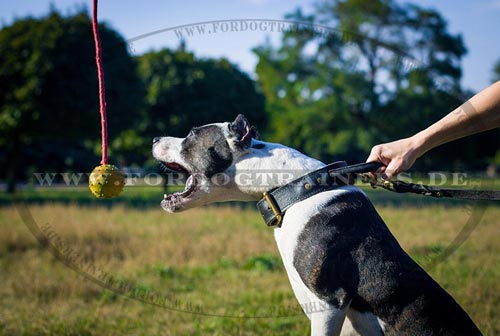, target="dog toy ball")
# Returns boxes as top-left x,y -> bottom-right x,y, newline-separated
88,0 -> 124,199
89,164 -> 125,198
